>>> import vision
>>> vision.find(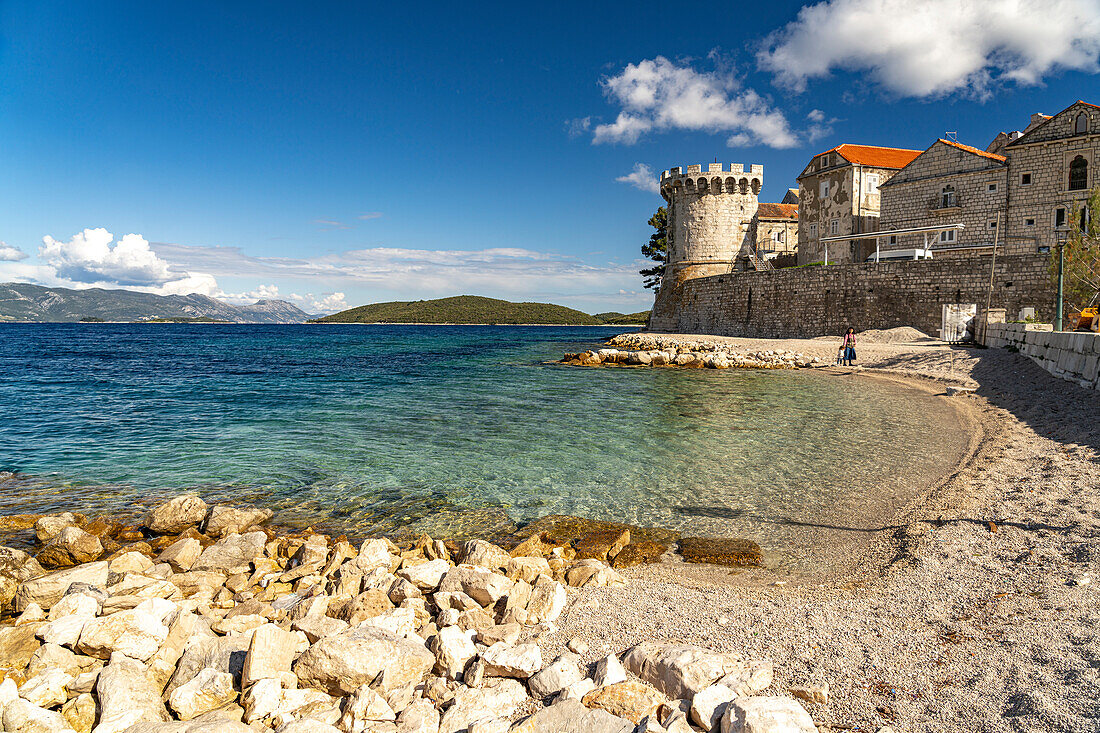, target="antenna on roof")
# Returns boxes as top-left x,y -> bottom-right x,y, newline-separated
945,131 -> 959,142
